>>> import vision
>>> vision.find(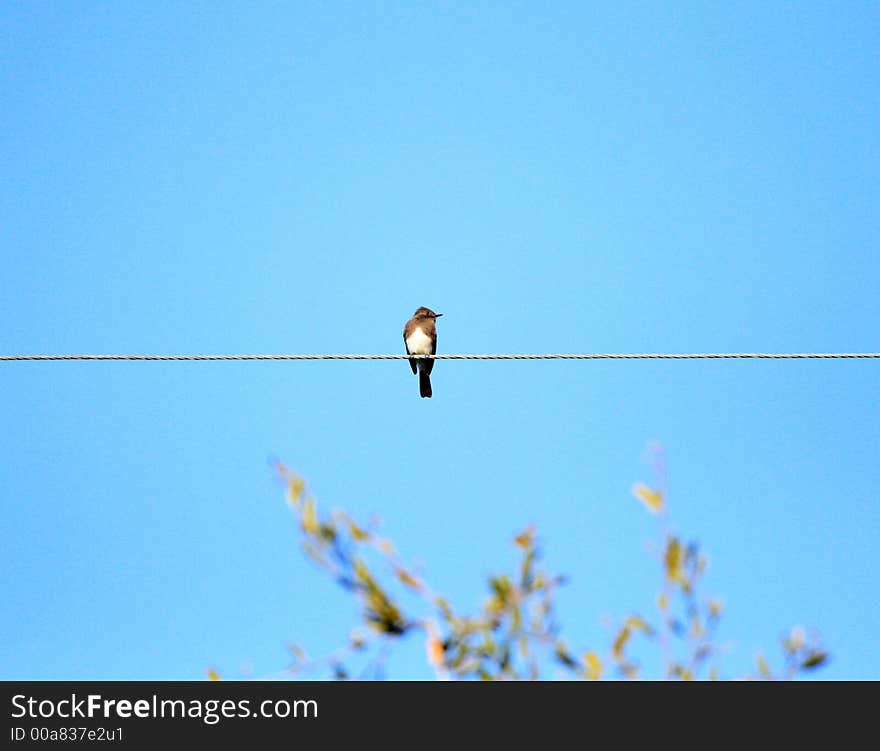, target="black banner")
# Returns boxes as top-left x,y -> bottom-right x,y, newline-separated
1,679 -> 833,745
